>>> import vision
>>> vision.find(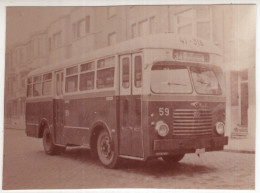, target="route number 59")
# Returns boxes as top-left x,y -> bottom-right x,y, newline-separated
159,107 -> 170,116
